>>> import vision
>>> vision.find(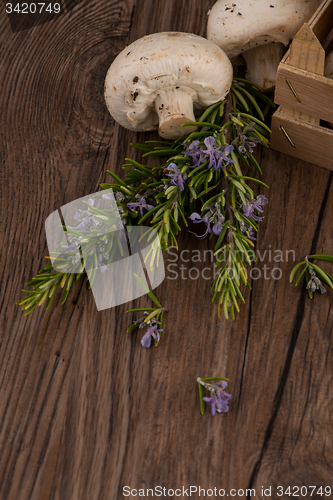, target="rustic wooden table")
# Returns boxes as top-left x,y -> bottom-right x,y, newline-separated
1,1 -> 333,499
